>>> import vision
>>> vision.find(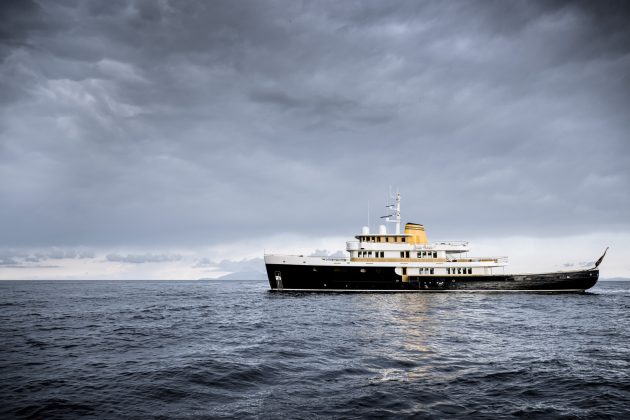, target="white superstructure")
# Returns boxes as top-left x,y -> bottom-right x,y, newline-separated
265,193 -> 508,277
